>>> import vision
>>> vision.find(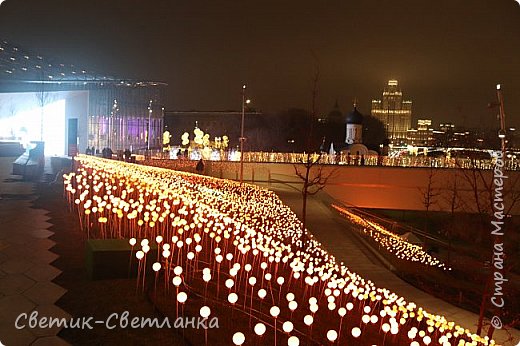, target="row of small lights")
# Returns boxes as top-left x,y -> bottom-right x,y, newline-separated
332,205 -> 449,270
63,155 -> 492,345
